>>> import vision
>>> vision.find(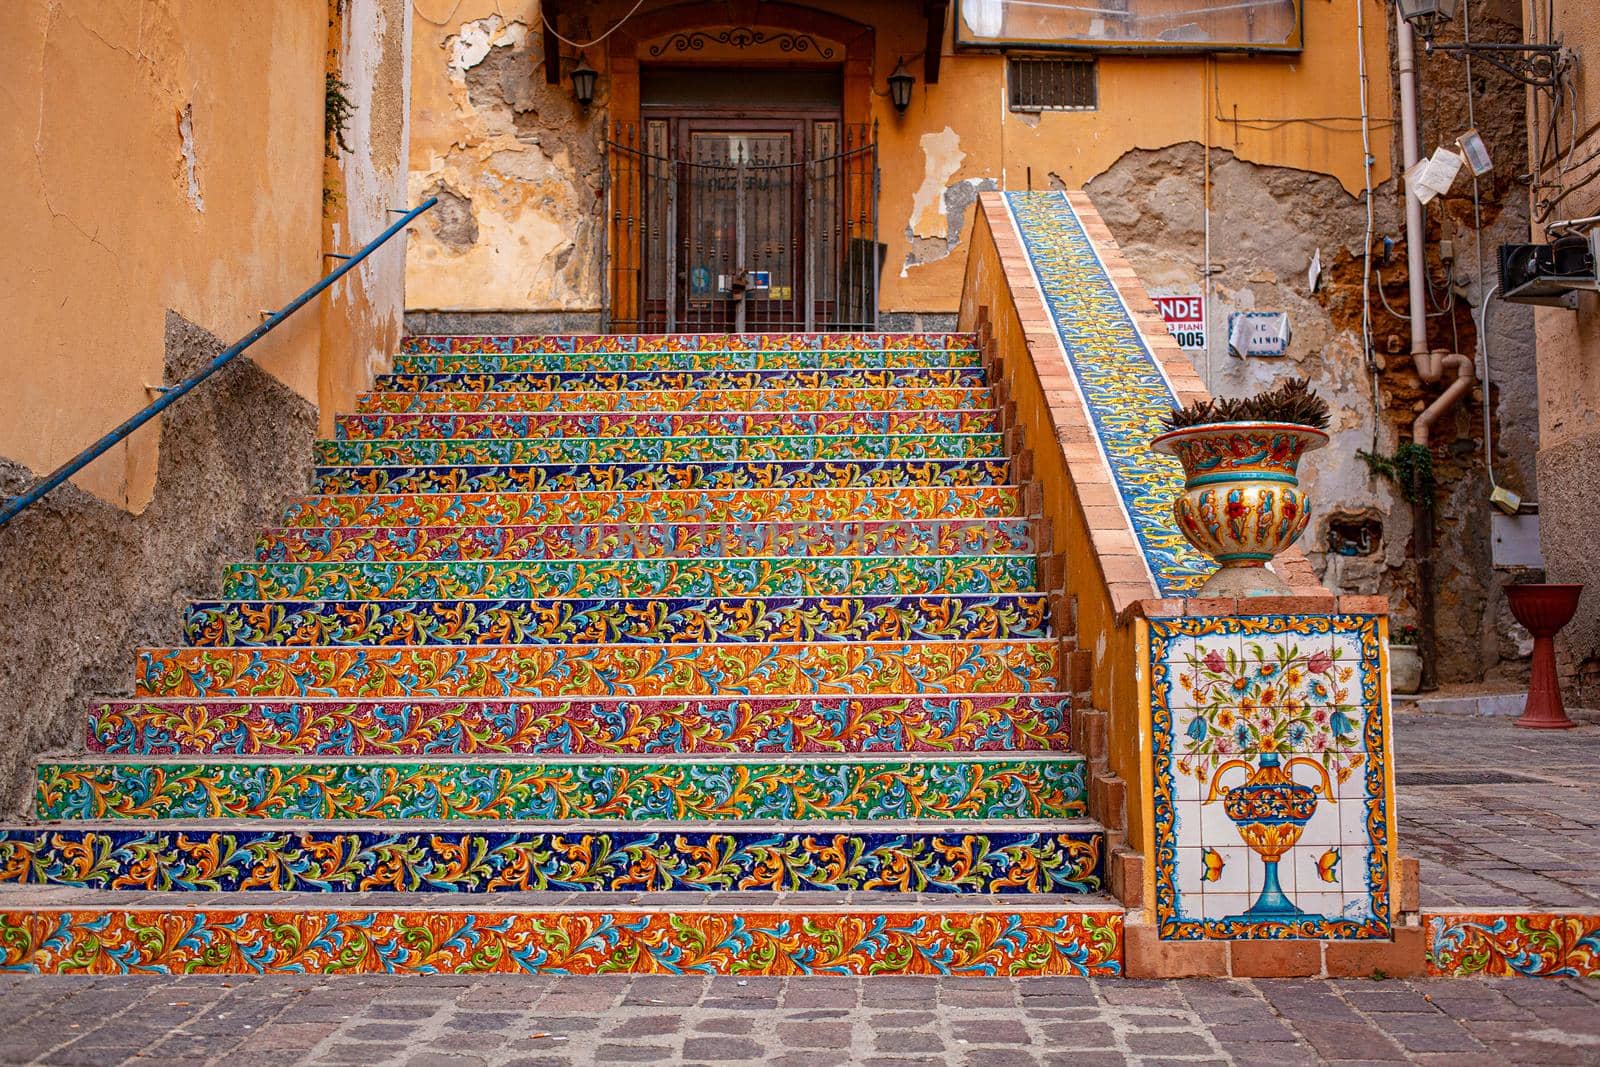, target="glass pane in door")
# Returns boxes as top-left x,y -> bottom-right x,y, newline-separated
685,130 -> 796,329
